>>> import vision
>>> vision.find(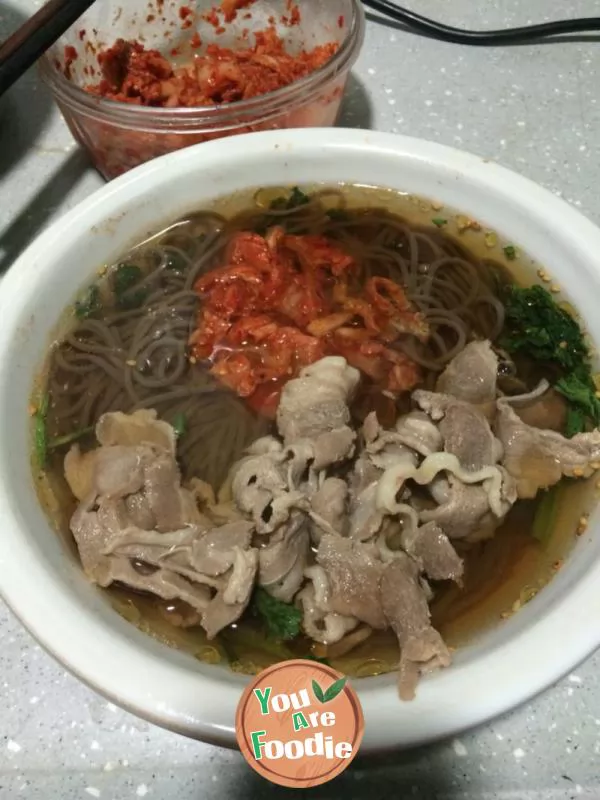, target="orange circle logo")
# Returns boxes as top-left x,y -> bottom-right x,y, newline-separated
236,659 -> 364,788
